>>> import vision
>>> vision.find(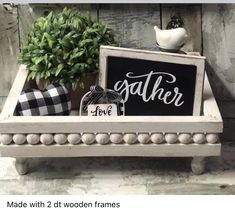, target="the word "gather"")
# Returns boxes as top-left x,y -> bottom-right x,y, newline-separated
114,71 -> 184,107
